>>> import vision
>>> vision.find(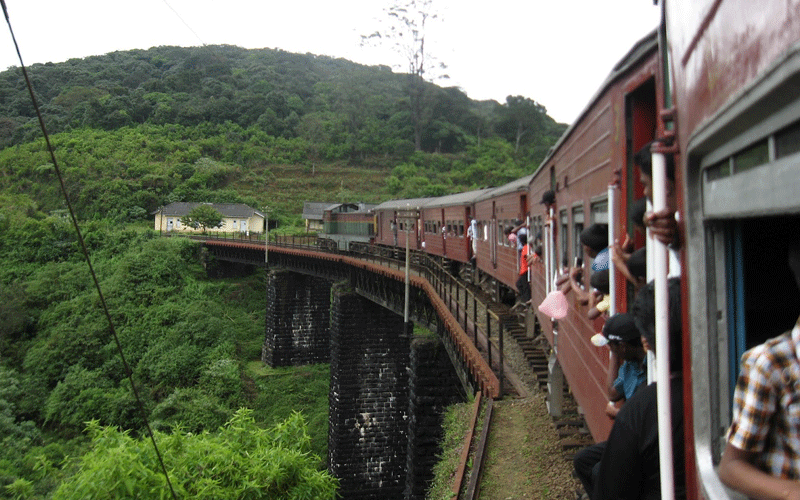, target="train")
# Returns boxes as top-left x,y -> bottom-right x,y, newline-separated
319,1 -> 800,498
